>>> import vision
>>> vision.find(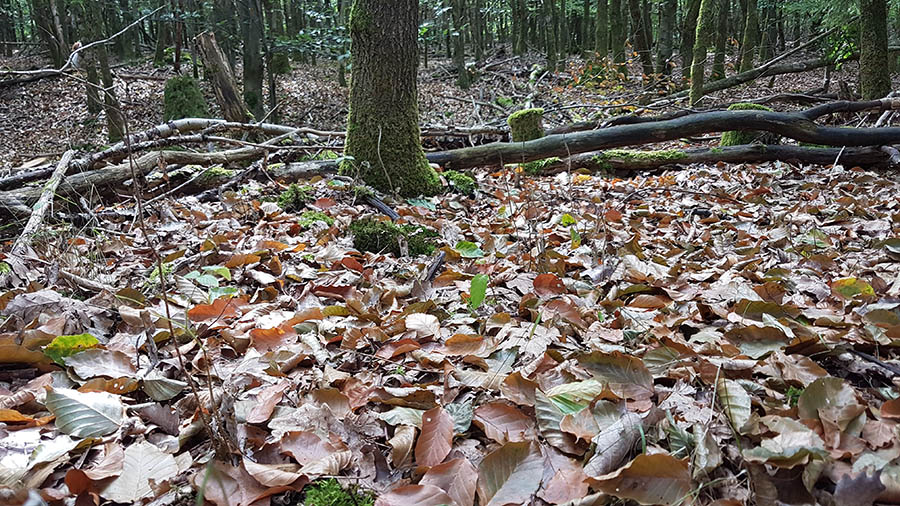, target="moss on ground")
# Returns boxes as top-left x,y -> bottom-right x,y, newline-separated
592,149 -> 688,170
720,103 -> 780,146
197,165 -> 235,185
302,478 -> 374,506
521,157 -> 561,175
298,211 -> 334,228
443,170 -> 477,196
507,108 -> 545,142
163,76 -> 209,121
277,184 -> 313,212
349,217 -> 439,257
